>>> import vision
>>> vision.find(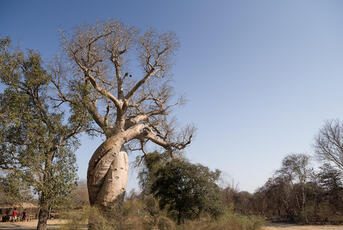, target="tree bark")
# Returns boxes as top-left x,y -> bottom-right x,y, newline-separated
36,204 -> 49,230
87,135 -> 129,208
